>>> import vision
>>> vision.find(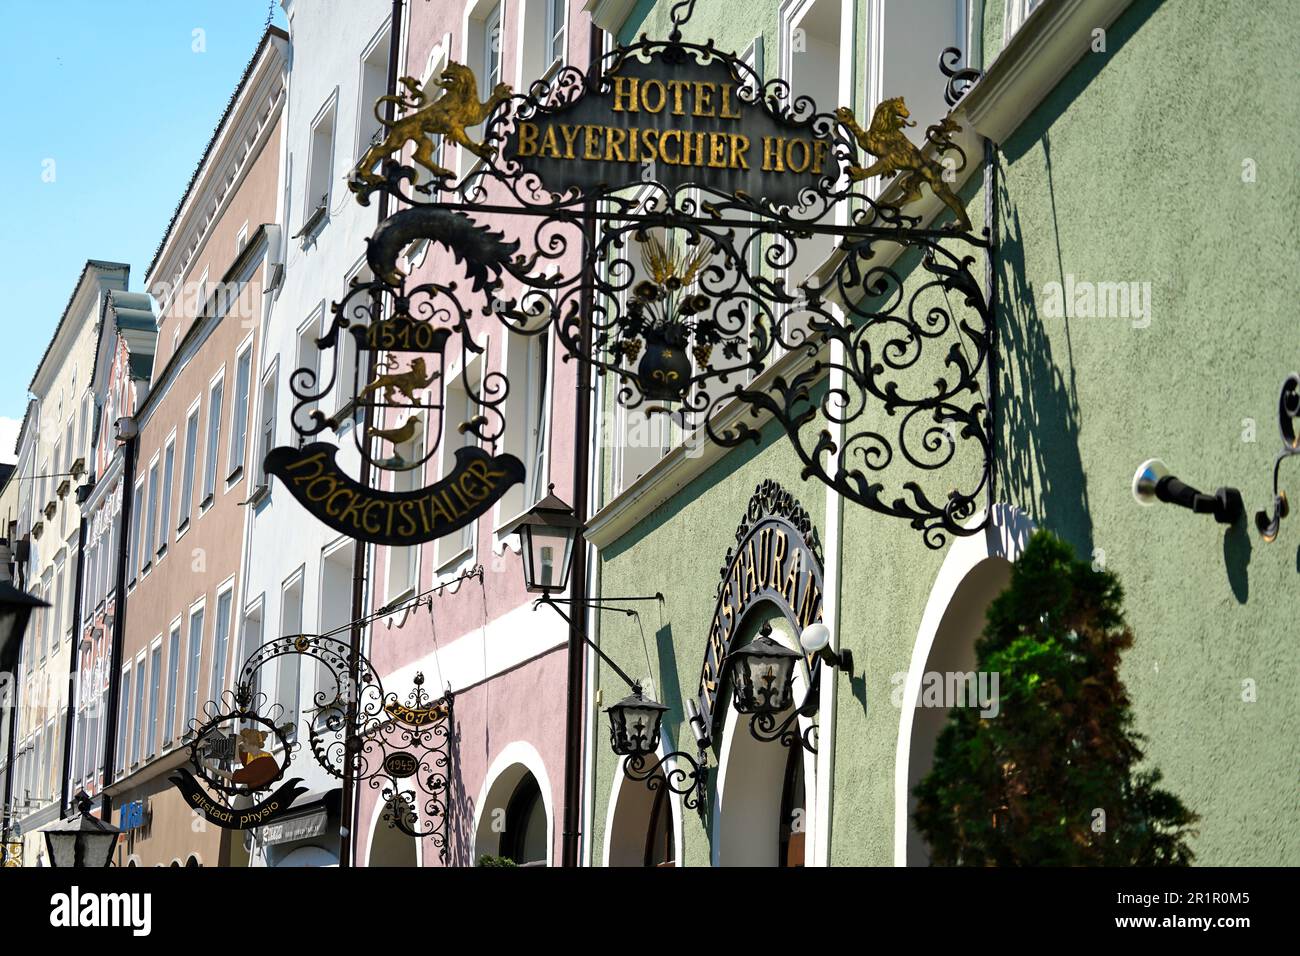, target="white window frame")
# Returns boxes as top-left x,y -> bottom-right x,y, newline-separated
163,617 -> 183,749
255,359 -> 279,494
157,432 -> 176,562
201,367 -> 226,509
209,580 -> 236,703
178,396 -> 202,536
184,598 -> 206,738
146,637 -> 162,760
227,335 -> 255,487
302,92 -> 339,237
